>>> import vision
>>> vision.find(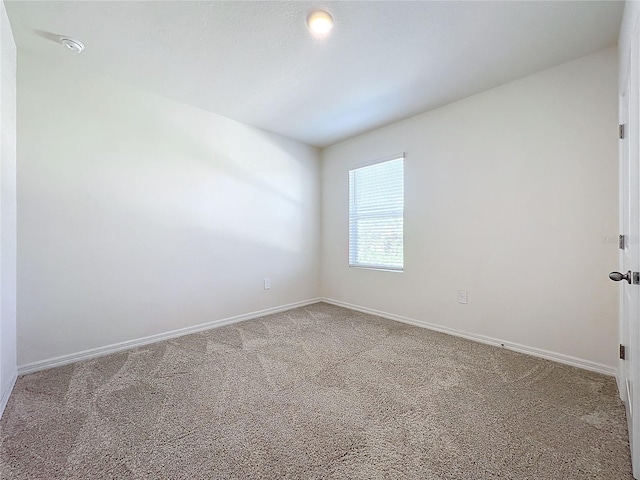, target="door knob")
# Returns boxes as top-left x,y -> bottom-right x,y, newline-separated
610,271 -> 632,283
